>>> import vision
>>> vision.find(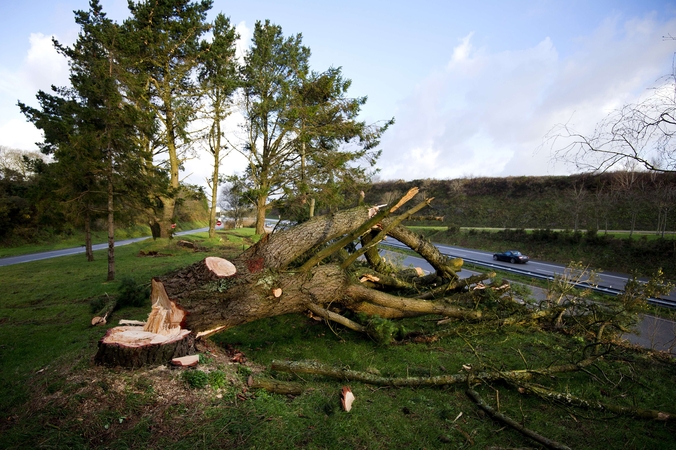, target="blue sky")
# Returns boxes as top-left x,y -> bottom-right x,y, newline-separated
1,0 -> 675,185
